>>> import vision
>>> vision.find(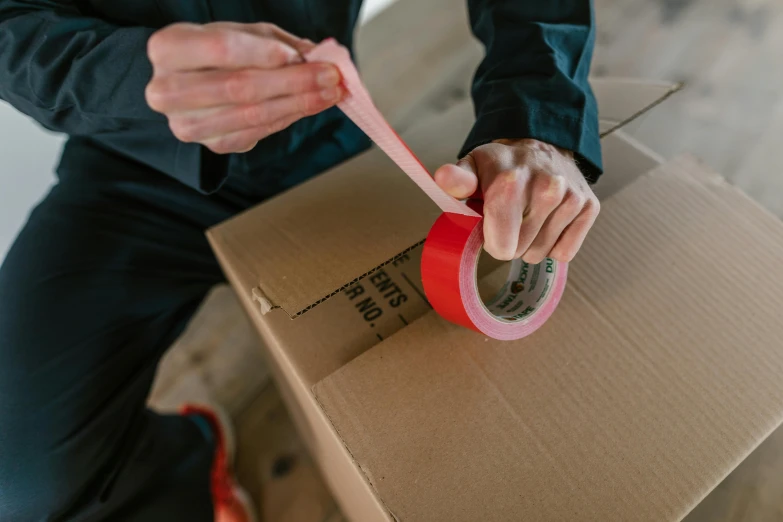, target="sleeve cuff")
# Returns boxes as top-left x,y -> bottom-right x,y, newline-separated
460,102 -> 603,184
